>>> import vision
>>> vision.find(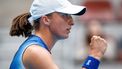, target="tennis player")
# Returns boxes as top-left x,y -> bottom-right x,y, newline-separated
9,0 -> 107,69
